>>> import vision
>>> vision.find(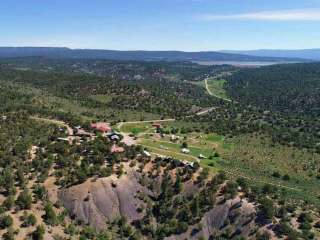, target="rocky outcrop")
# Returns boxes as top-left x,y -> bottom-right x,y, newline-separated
59,163 -> 258,239
165,198 -> 256,240
59,169 -> 153,230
